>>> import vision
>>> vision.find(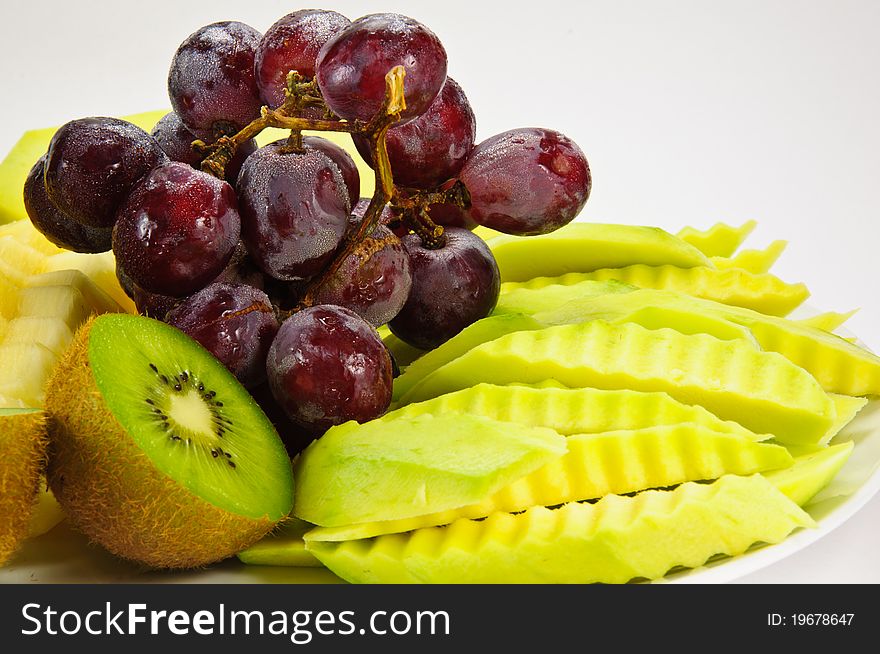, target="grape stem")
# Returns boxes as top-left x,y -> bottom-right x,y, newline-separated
195,66 -> 463,319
